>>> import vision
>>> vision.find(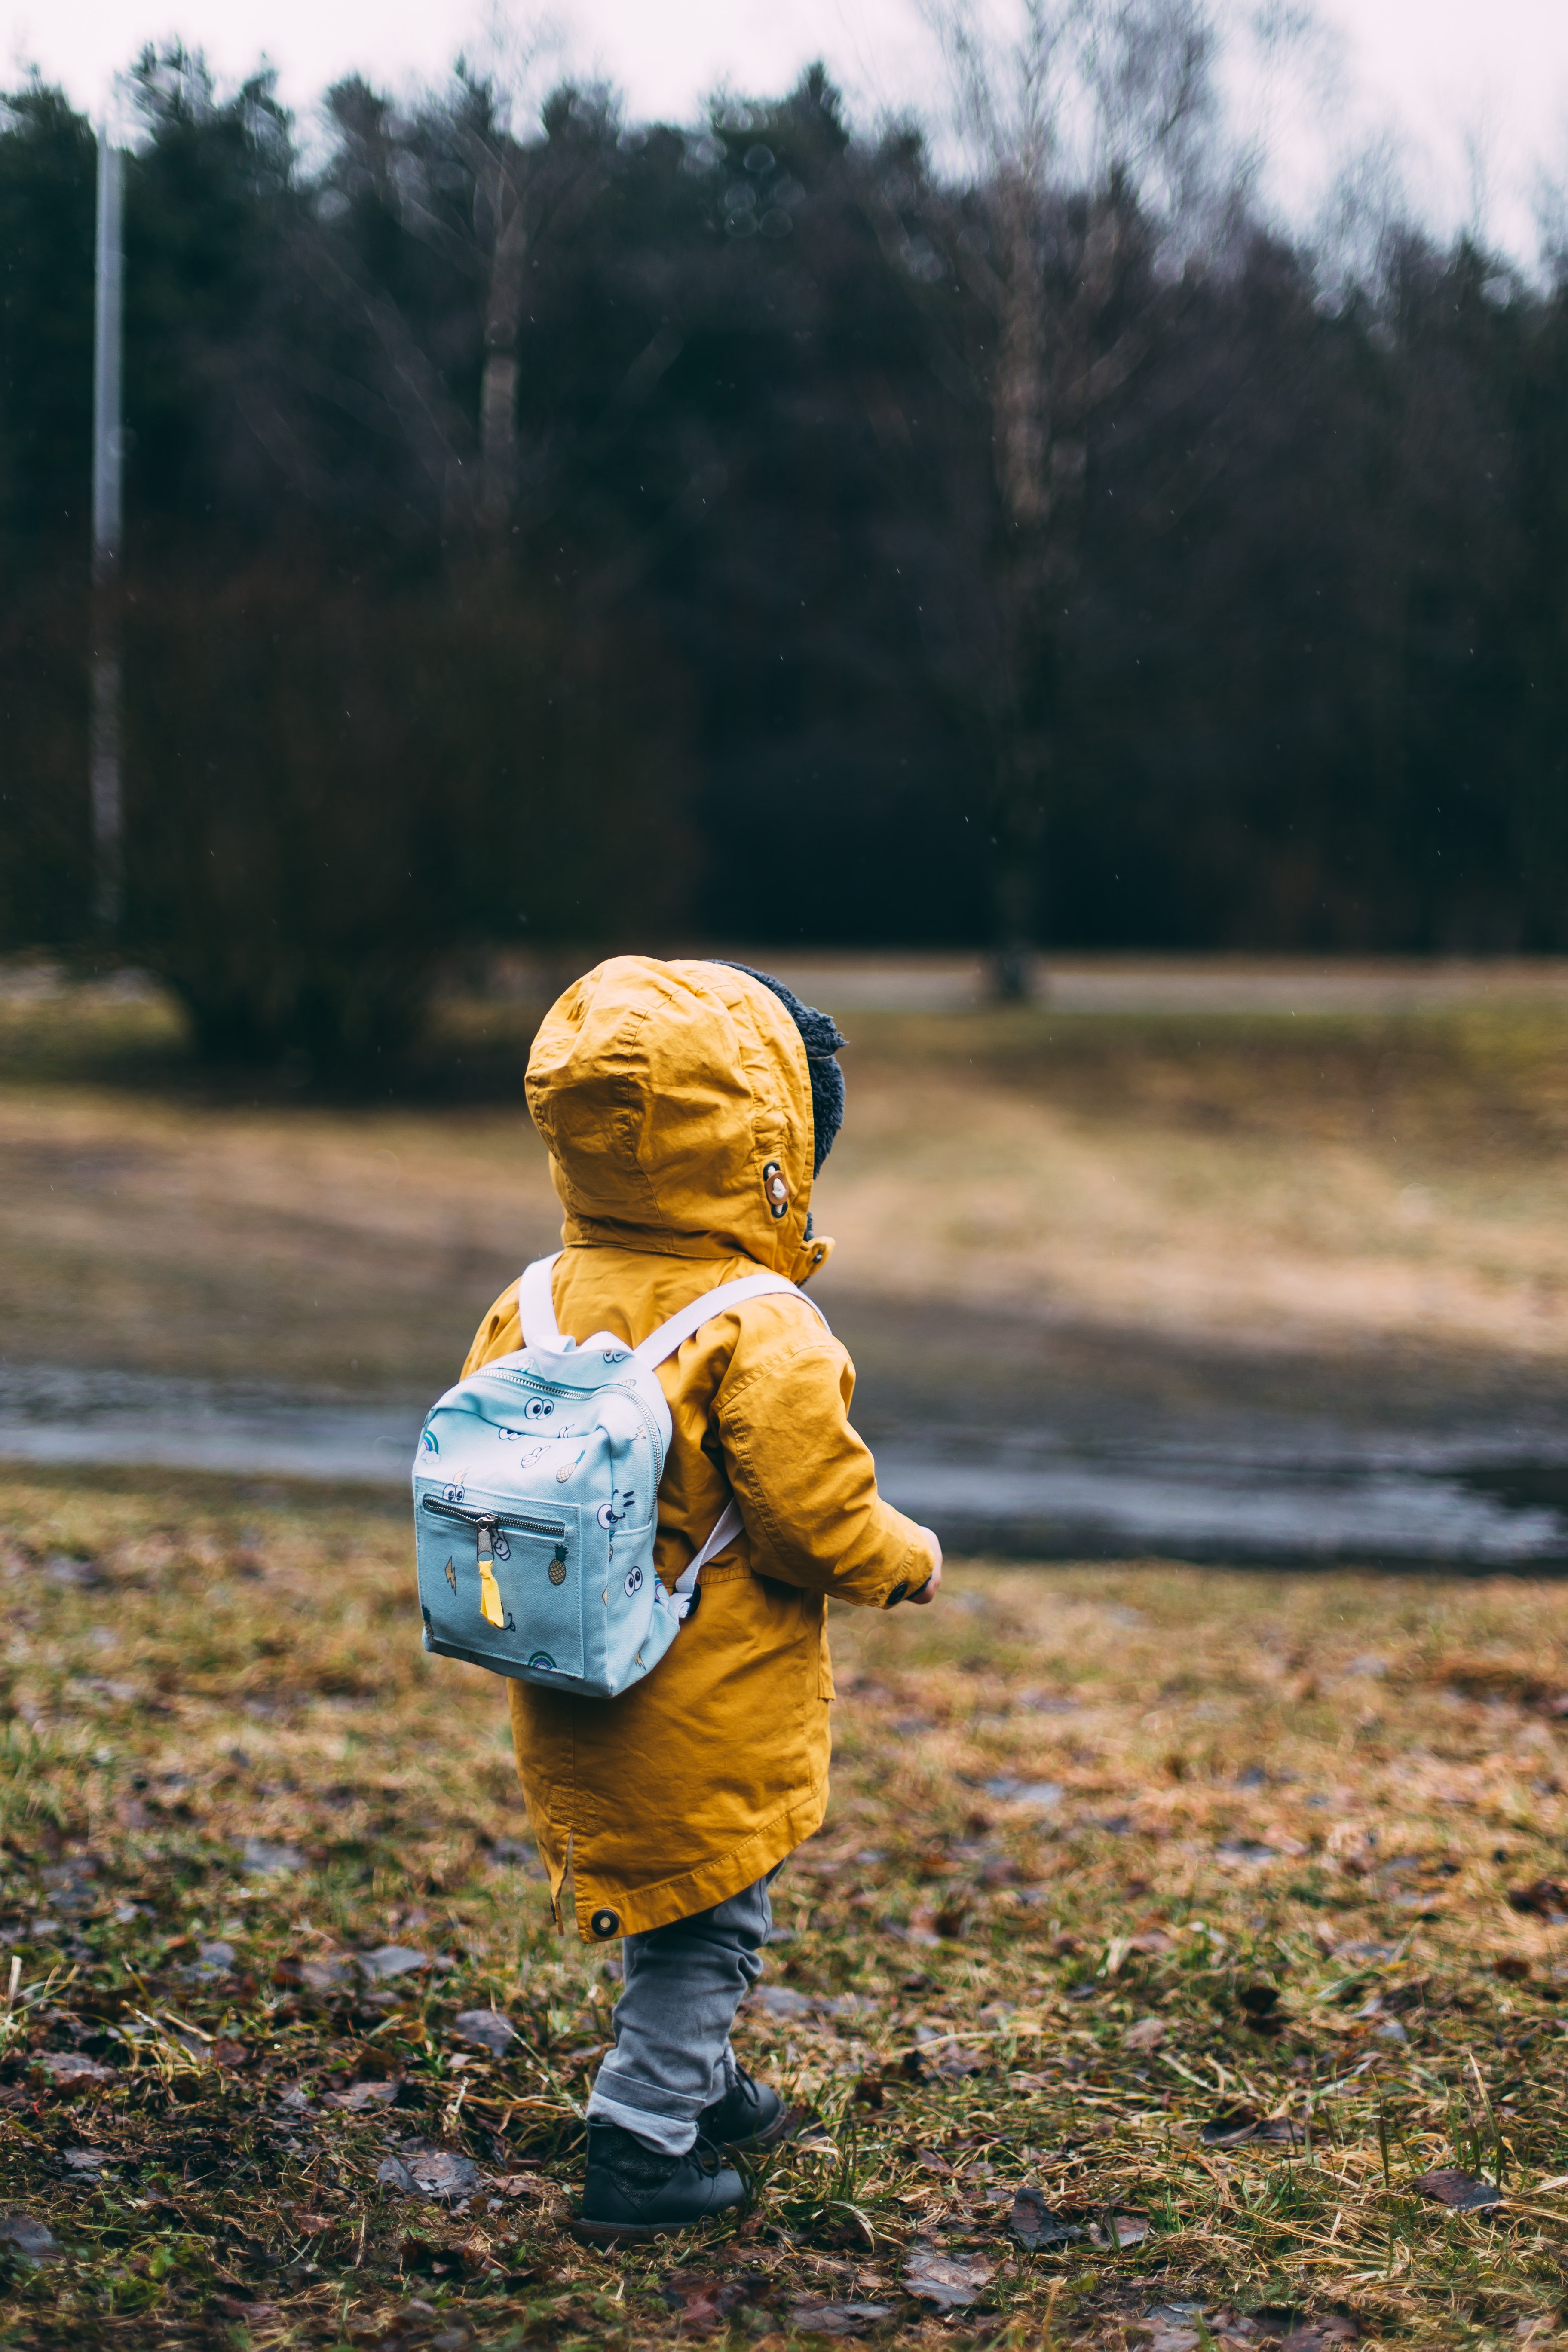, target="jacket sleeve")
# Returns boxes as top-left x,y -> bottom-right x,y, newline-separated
714,1320 -> 935,1609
